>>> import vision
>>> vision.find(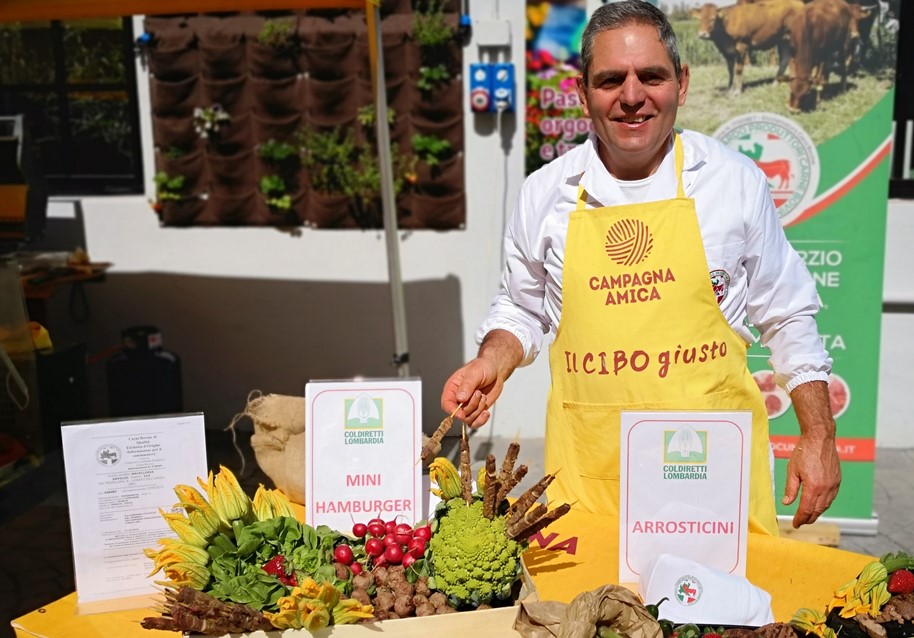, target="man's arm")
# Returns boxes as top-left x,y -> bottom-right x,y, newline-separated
440,329 -> 524,428
782,380 -> 841,528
